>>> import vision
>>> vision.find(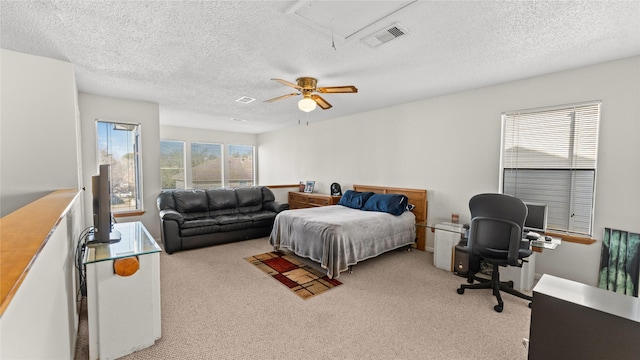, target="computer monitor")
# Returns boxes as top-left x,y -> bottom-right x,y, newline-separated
89,164 -> 121,243
524,202 -> 548,233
